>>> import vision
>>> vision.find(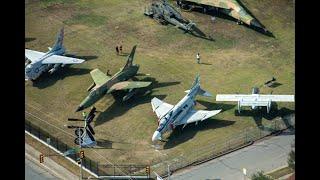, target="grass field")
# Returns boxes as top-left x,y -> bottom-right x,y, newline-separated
25,0 -> 295,172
